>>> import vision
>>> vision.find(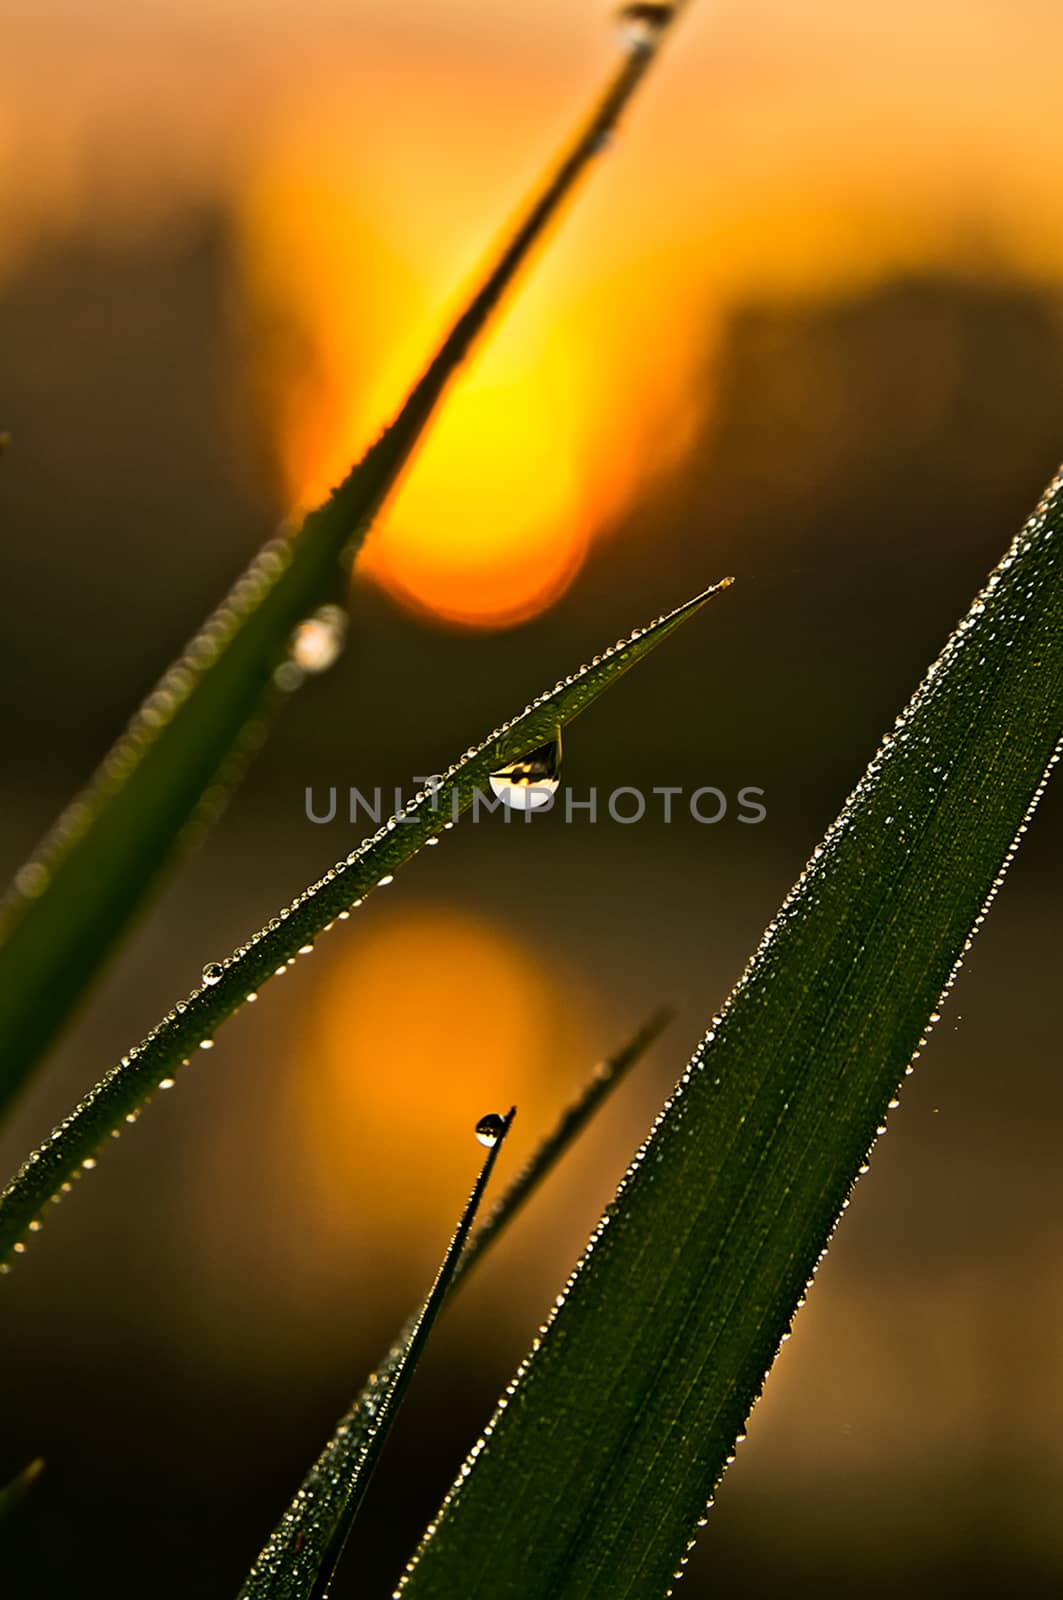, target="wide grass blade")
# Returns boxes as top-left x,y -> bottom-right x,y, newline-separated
395,474 -> 1063,1599
239,1012 -> 670,1600
0,19 -> 682,1117
0,586 -> 728,1266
